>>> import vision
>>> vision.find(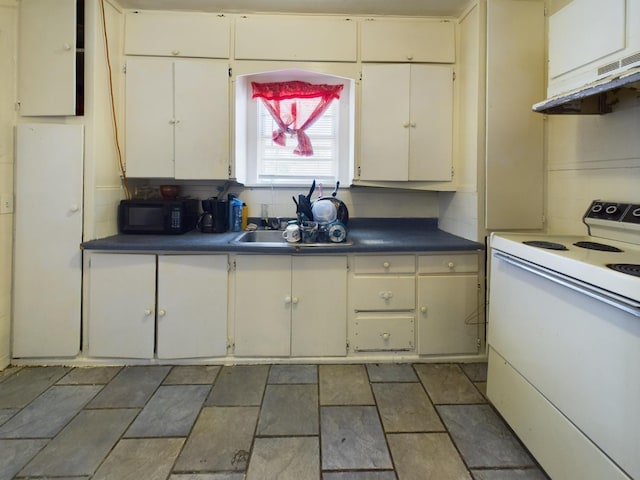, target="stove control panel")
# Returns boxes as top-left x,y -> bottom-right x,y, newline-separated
584,201 -> 630,221
621,204 -> 640,225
